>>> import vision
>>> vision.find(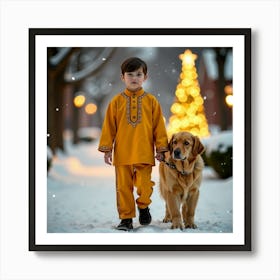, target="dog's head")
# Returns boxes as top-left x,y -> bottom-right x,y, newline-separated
169,131 -> 205,161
